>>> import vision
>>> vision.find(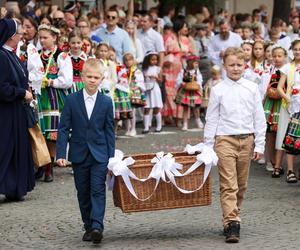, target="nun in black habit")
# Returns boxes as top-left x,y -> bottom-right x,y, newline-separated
0,18 -> 35,201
